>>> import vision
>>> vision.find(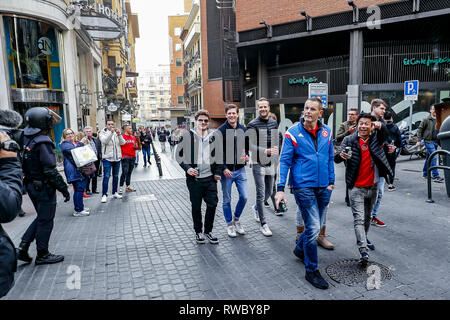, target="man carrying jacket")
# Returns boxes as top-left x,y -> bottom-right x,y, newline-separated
177,110 -> 222,244
335,113 -> 392,265
0,128 -> 22,297
99,120 -> 125,203
217,104 -> 249,238
247,97 -> 279,237
275,97 -> 335,290
416,104 -> 444,183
